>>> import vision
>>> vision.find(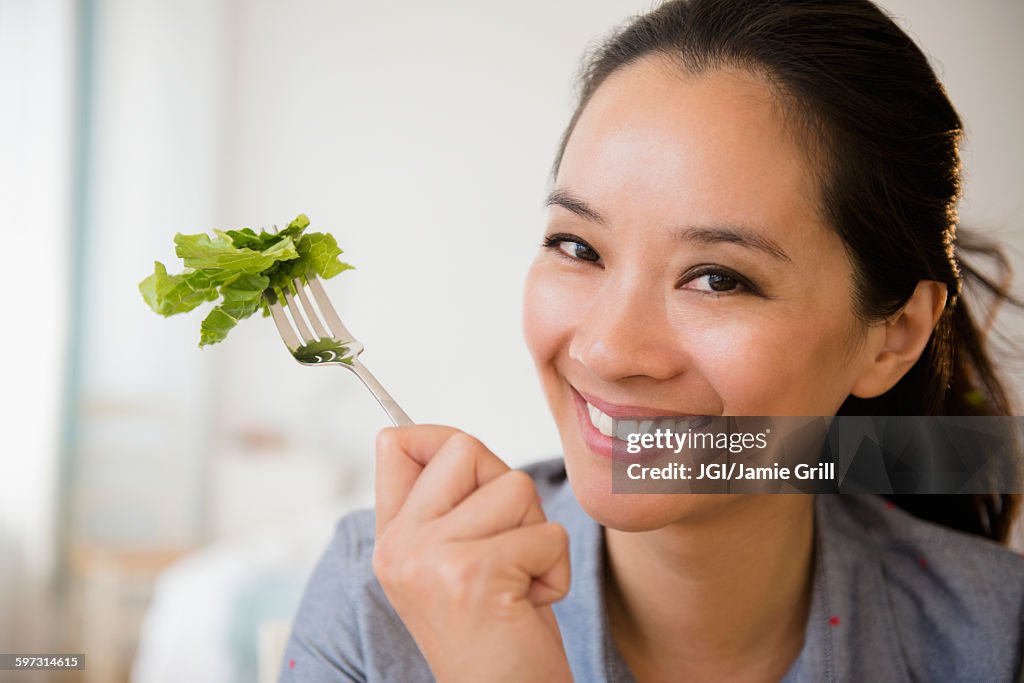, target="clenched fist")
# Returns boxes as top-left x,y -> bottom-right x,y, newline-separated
372,425 -> 573,683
